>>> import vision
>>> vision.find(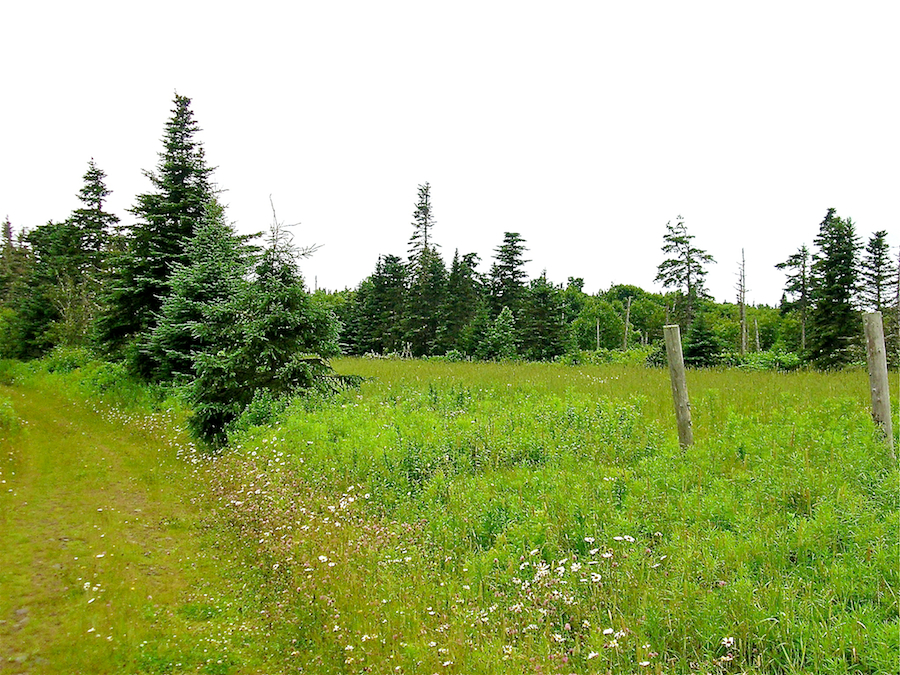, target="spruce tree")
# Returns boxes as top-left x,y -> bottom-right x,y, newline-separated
655,216 -> 715,324
69,159 -> 118,271
403,183 -> 446,355
407,182 -> 437,273
404,246 -> 446,356
859,230 -> 894,312
683,311 -> 724,367
187,215 -> 341,445
807,208 -> 861,368
487,232 -> 529,319
518,273 -> 570,361
436,250 -> 482,353
145,199 -> 256,382
356,255 -> 407,354
97,94 -> 215,367
477,306 -> 518,360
